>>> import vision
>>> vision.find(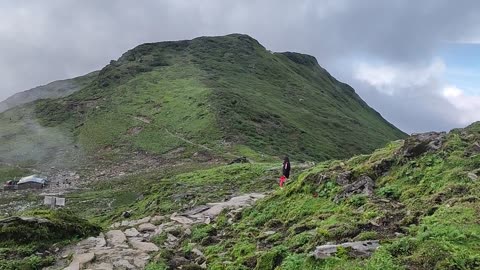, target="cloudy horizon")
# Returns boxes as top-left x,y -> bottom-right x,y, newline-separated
1,0 -> 480,133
